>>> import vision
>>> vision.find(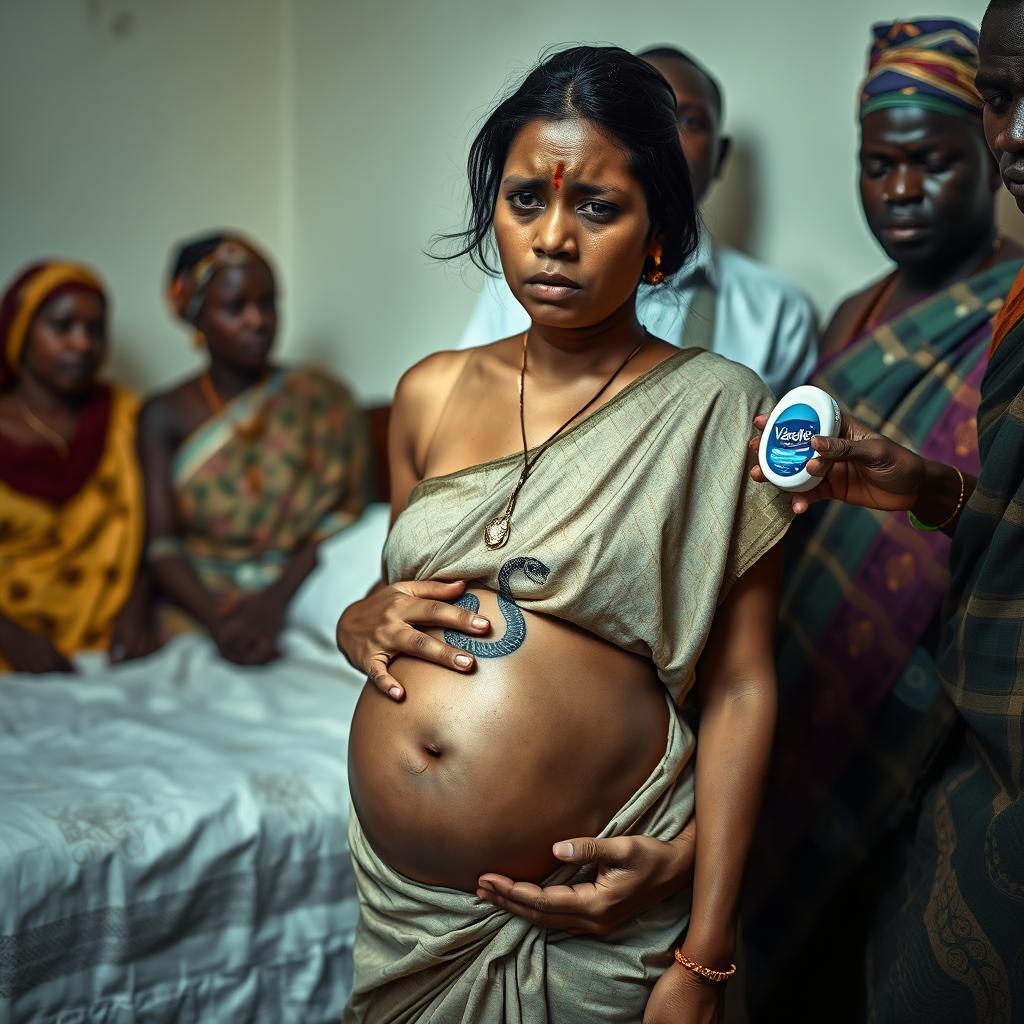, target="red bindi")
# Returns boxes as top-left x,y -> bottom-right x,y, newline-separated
552,162 -> 565,190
